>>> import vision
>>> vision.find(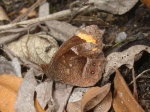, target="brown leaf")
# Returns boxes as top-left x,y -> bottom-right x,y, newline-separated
141,0 -> 150,9
19,8 -> 36,17
66,101 -> 81,112
0,73 -> 45,112
0,74 -> 22,112
0,6 -> 10,21
113,69 -> 145,112
93,91 -> 112,112
81,83 -> 111,112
